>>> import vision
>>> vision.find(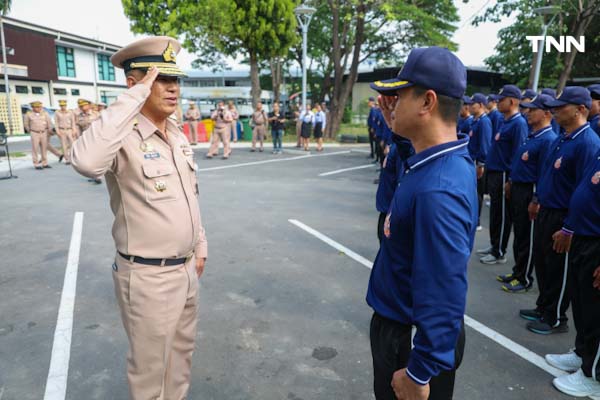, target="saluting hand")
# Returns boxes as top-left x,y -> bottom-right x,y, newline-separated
552,230 -> 572,254
196,257 -> 206,278
391,369 -> 430,400
378,95 -> 397,130
593,266 -> 600,290
139,66 -> 160,89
